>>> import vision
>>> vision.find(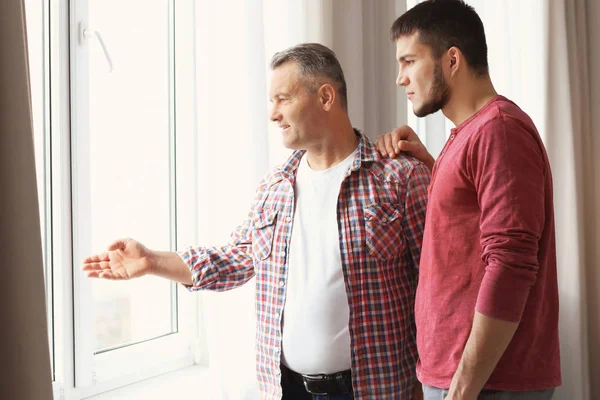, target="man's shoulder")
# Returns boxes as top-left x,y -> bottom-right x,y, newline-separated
255,151 -> 303,191
255,168 -> 285,192
472,96 -> 537,136
364,154 -> 430,186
